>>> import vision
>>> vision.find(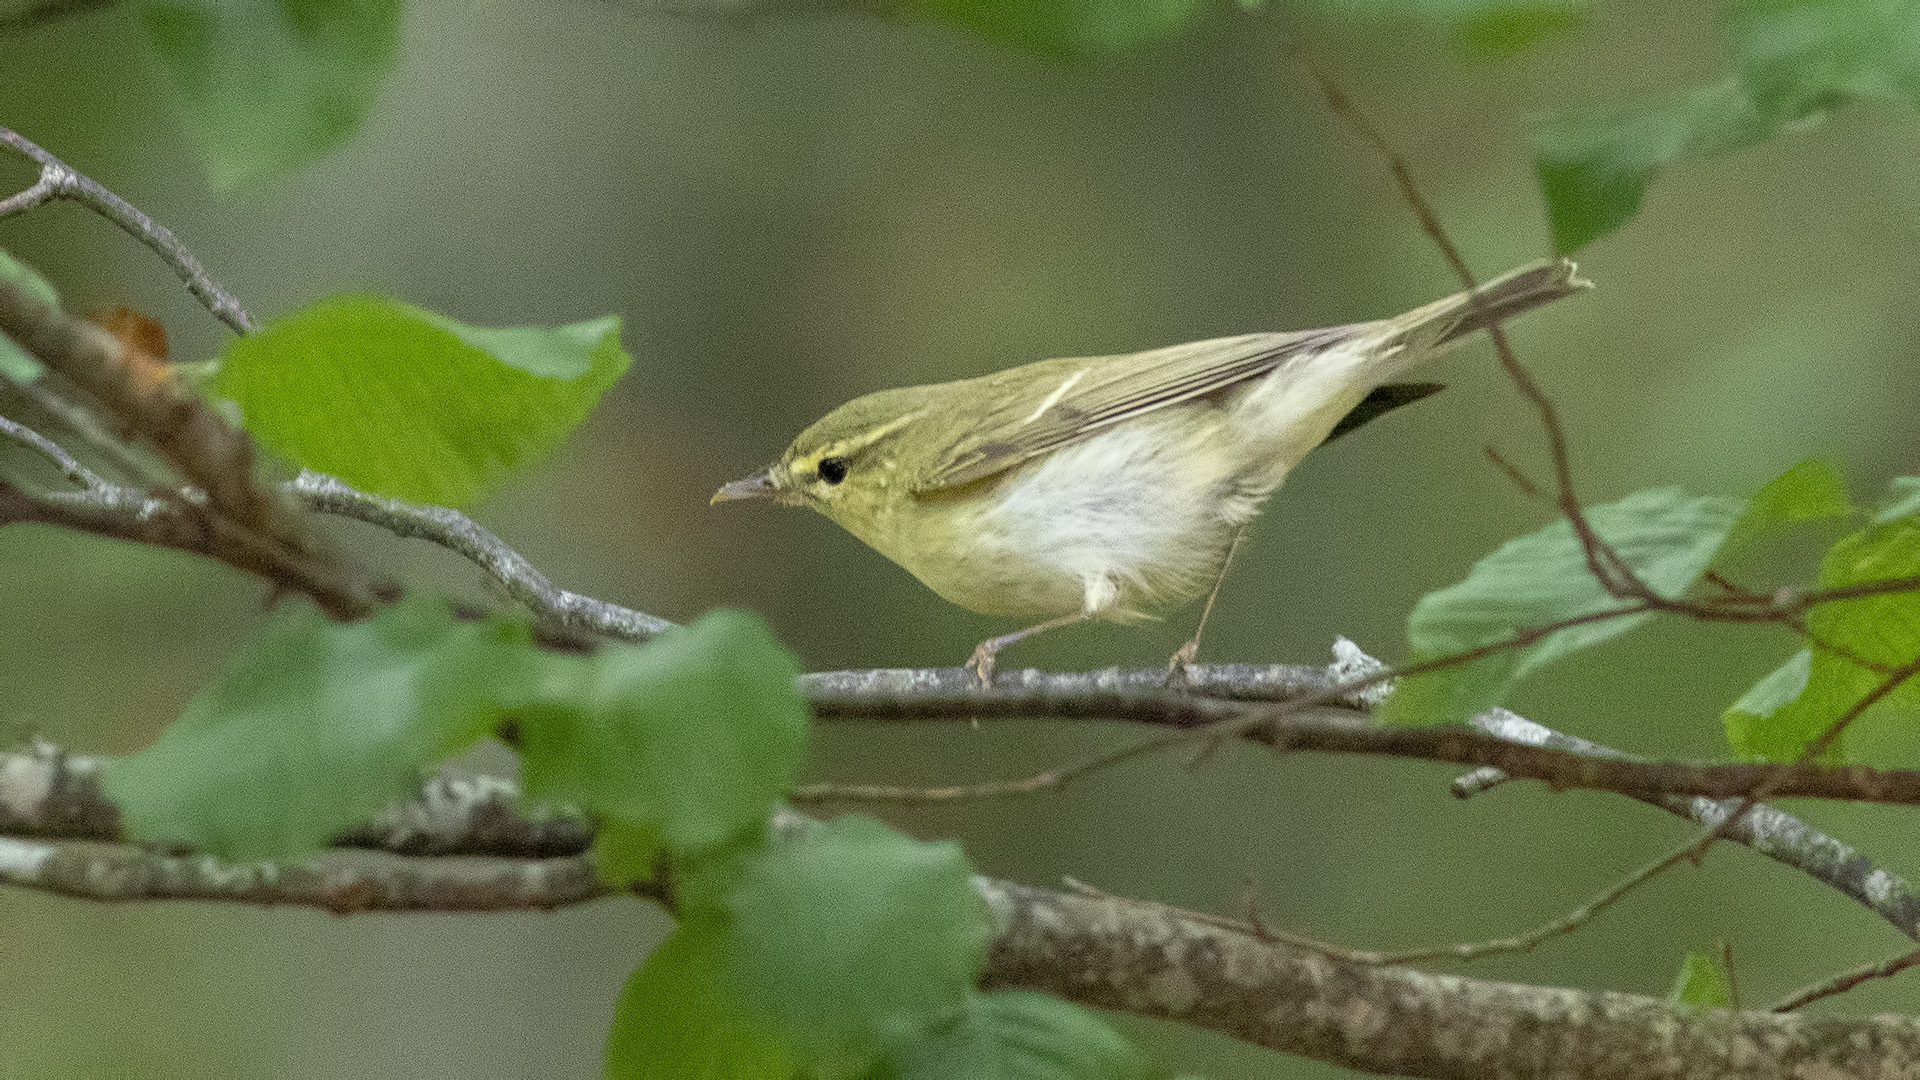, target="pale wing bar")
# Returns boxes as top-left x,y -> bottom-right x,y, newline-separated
913,324 -> 1357,493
